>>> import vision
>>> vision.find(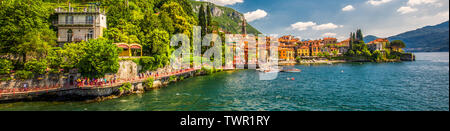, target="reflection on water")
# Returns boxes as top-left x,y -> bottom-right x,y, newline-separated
0,52 -> 448,111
